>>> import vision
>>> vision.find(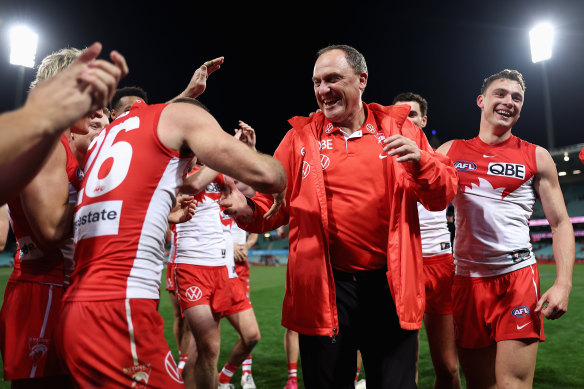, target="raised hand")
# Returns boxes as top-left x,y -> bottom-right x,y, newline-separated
181,57 -> 225,98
